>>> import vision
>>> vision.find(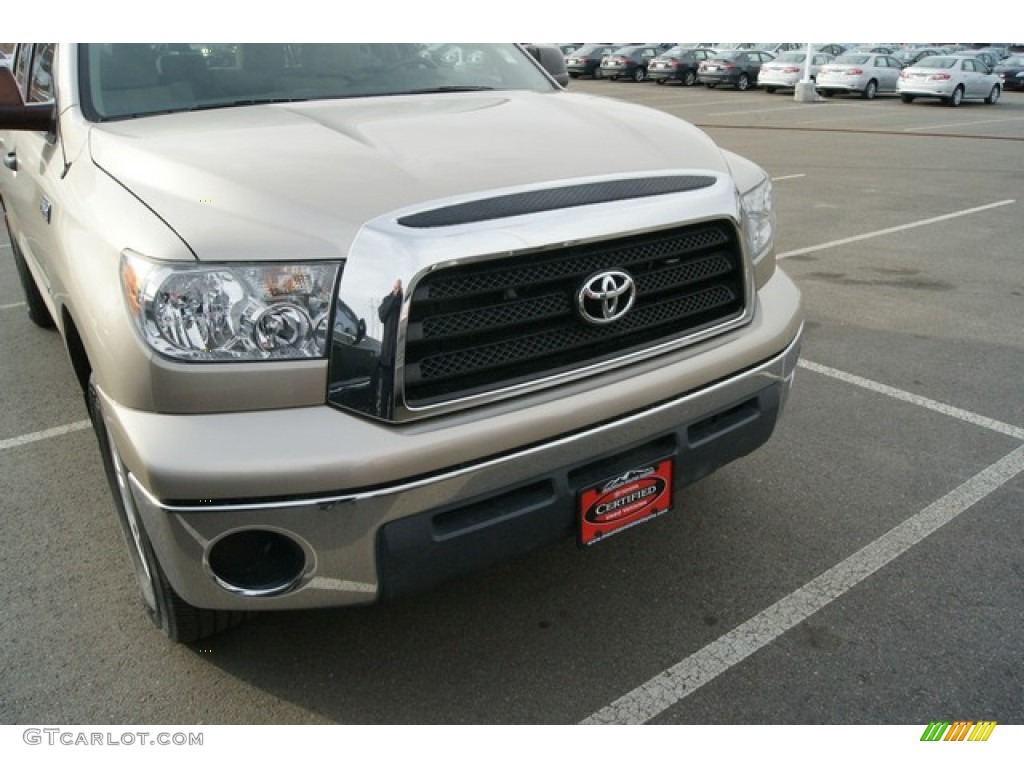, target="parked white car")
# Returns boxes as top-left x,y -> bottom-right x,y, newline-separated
898,55 -> 1003,106
815,52 -> 904,99
759,51 -> 834,92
